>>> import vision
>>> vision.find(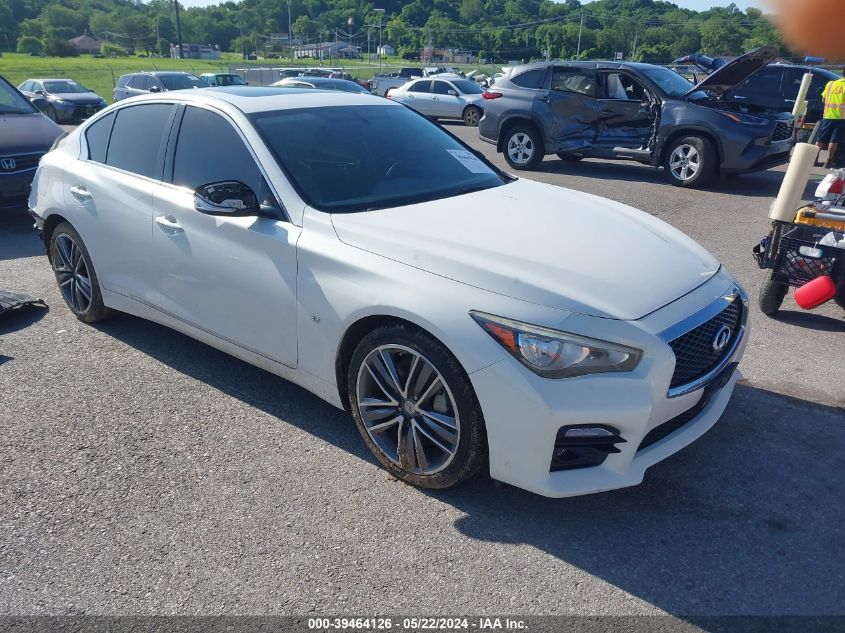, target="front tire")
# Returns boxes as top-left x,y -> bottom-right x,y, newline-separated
463,105 -> 481,127
503,124 -> 544,170
348,324 -> 487,490
664,136 -> 716,188
43,104 -> 58,122
49,222 -> 116,323
758,276 -> 789,316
